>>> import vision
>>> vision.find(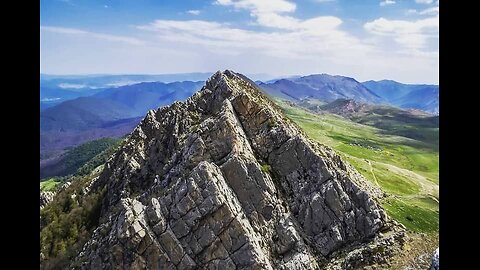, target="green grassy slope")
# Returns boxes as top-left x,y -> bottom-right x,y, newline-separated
40,178 -> 61,192
275,99 -> 439,233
